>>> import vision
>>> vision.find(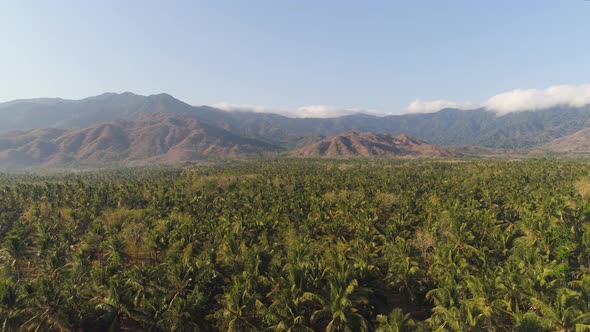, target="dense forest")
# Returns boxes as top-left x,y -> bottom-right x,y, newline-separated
2,159 -> 590,331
